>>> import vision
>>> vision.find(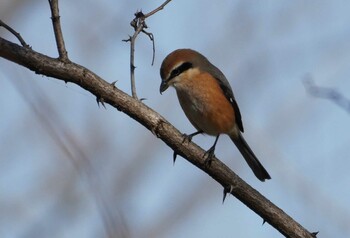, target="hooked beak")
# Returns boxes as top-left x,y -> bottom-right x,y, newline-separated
159,80 -> 169,94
